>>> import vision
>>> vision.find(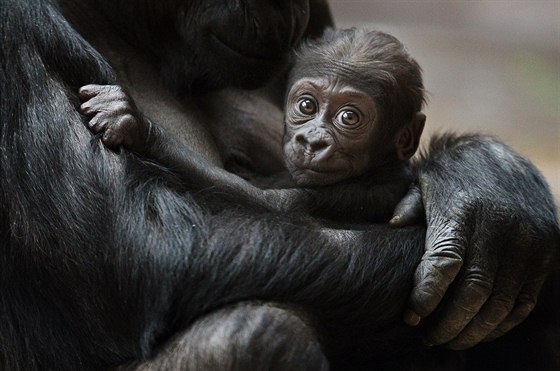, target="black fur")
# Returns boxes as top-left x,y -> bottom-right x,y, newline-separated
0,0 -> 558,370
